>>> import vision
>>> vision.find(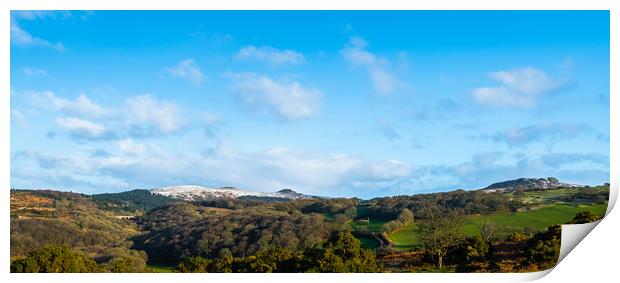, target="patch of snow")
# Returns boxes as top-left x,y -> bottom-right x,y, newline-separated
150,185 -> 311,201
